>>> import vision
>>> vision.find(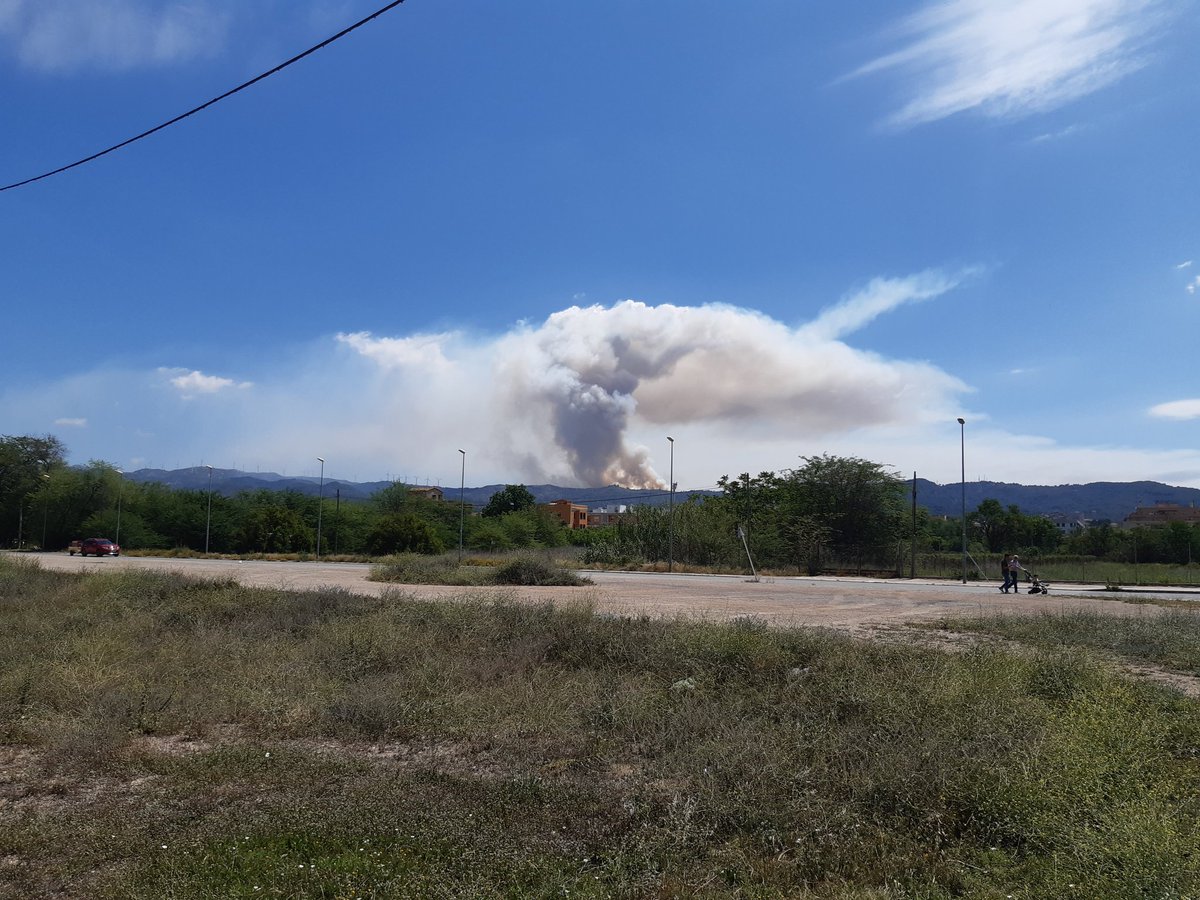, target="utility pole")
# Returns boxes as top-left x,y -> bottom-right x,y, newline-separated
911,471 -> 917,579
667,436 -> 675,573
957,418 -> 967,584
